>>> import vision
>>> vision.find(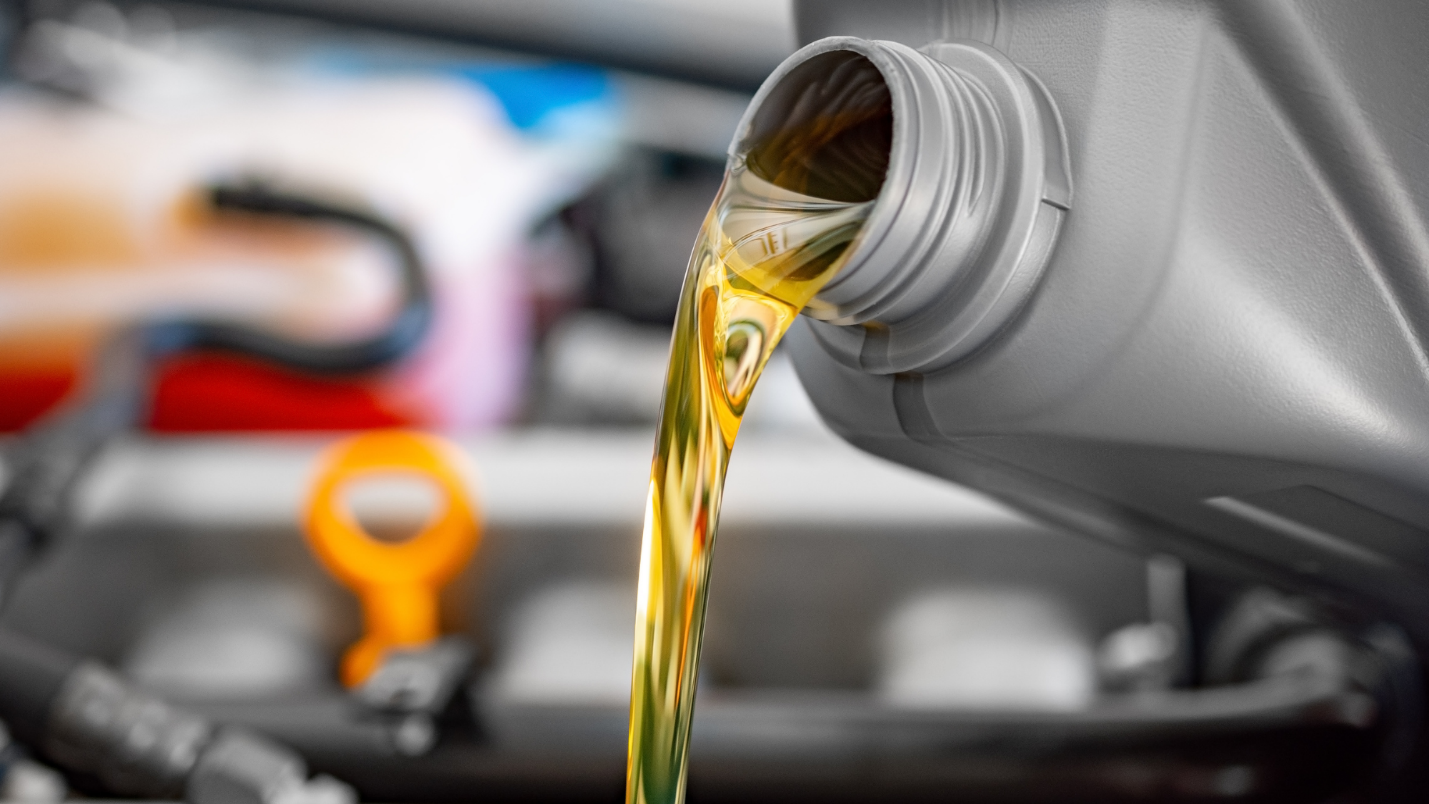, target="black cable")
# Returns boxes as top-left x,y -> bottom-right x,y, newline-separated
0,330 -> 150,603
144,183 -> 433,375
0,629 -> 78,746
